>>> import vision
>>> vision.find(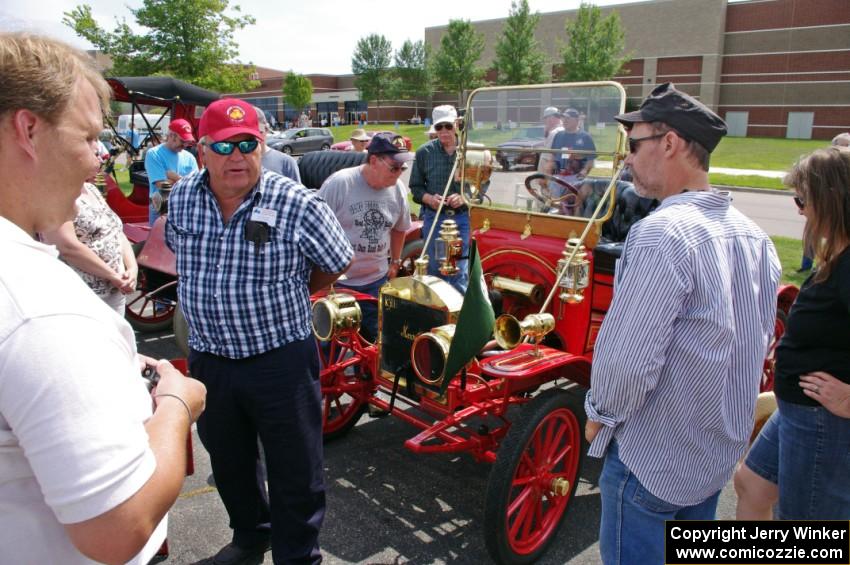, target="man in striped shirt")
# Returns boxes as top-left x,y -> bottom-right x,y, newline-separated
584,83 -> 781,565
166,98 -> 353,565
